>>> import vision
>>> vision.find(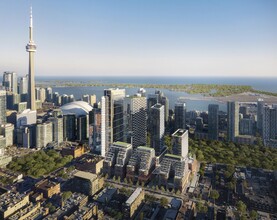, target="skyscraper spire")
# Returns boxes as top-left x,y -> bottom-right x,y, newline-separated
26,6 -> 37,110
30,6 -> 33,28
